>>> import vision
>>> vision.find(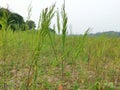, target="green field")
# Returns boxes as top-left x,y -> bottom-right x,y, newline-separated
0,3 -> 120,90
0,30 -> 120,90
